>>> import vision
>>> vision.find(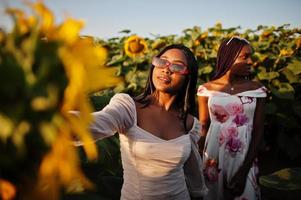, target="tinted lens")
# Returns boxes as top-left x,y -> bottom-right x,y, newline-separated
169,64 -> 186,73
152,57 -> 189,74
152,57 -> 168,68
